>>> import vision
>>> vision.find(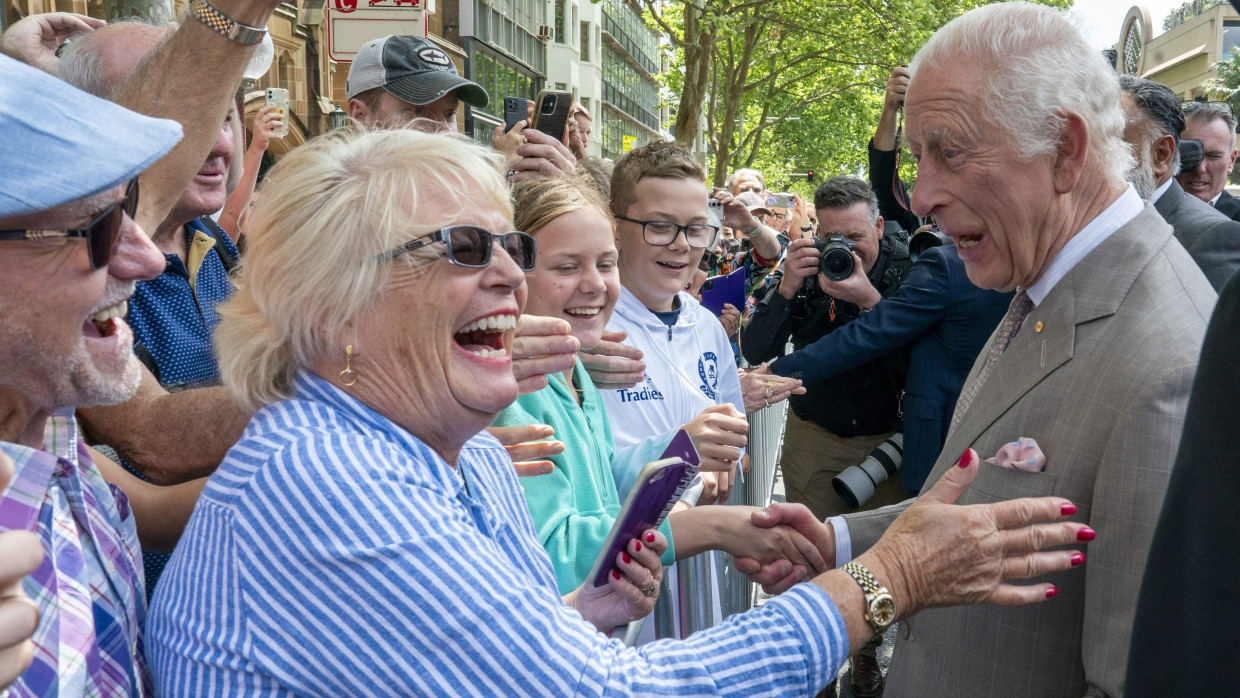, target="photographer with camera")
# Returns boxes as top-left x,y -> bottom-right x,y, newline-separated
742,176 -> 912,521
